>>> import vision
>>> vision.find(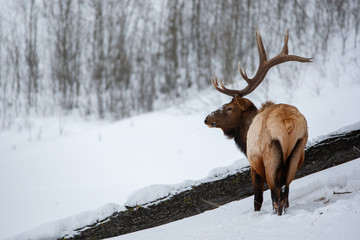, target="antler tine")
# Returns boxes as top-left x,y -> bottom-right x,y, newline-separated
281,30 -> 289,55
219,77 -> 251,97
277,30 -> 312,63
211,76 -> 219,90
238,62 -> 254,85
256,30 -> 267,63
219,78 -> 229,91
211,76 -> 236,97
